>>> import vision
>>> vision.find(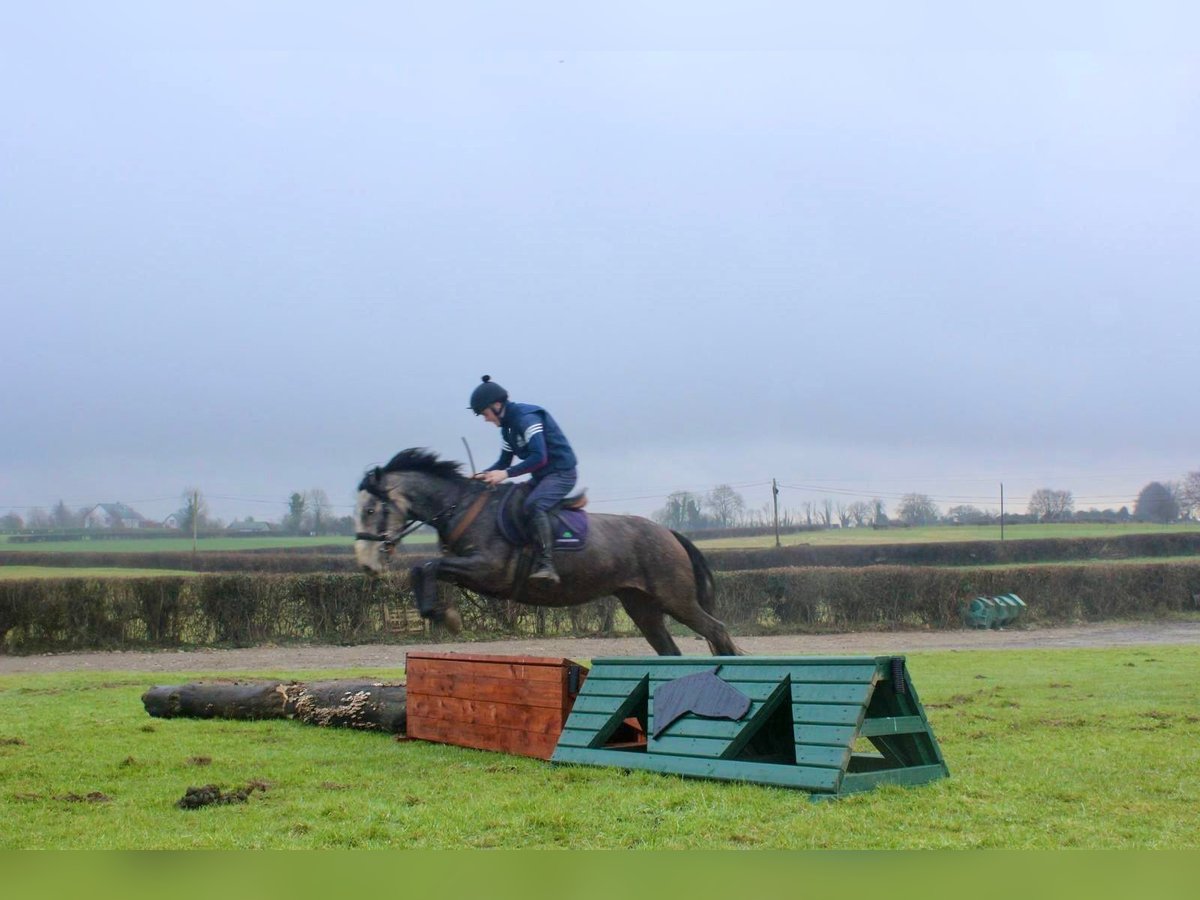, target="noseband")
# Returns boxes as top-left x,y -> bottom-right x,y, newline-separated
355,471 -> 474,553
